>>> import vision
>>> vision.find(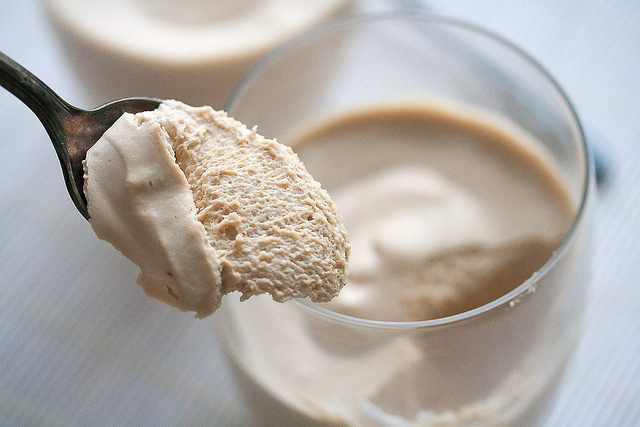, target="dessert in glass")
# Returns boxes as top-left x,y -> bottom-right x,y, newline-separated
215,14 -> 593,426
